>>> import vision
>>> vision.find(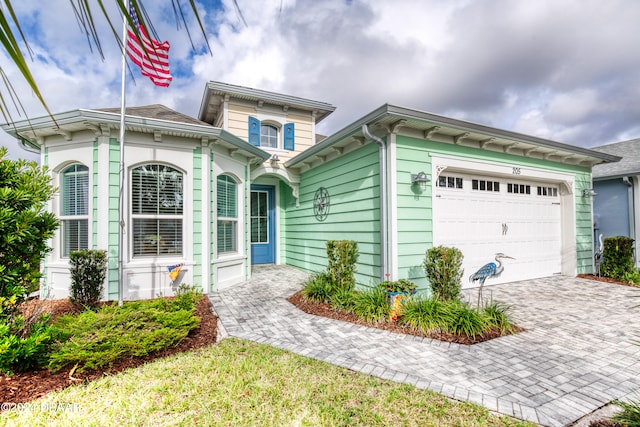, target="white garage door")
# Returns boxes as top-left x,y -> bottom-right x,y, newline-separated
433,172 -> 562,288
